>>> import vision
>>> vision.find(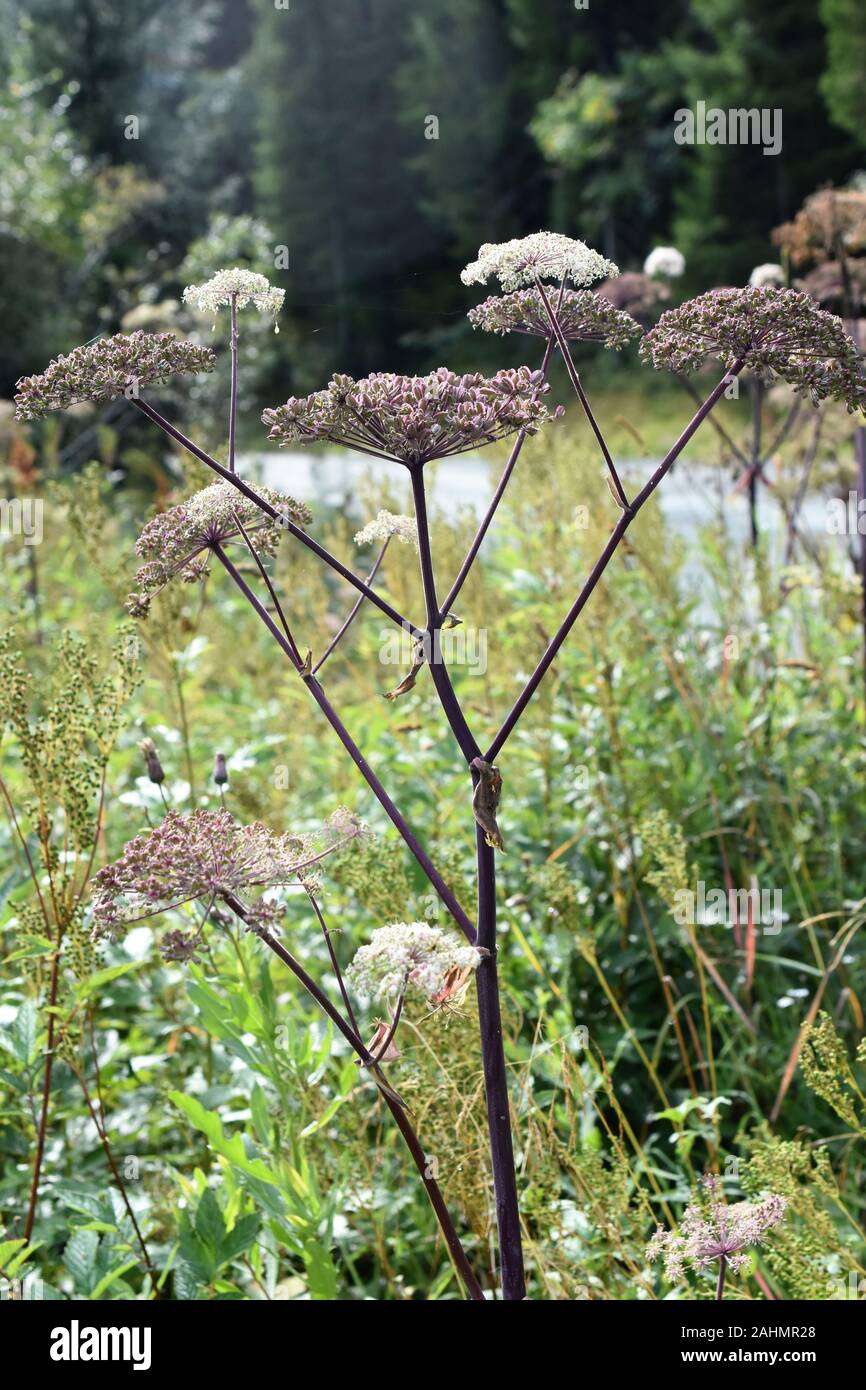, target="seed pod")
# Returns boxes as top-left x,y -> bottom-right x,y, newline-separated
213,752 -> 229,786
